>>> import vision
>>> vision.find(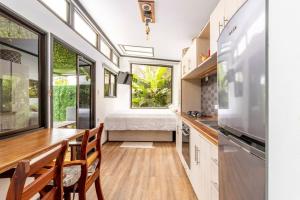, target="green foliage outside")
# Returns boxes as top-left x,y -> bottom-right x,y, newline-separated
53,41 -> 77,121
53,41 -> 77,75
53,85 -> 76,121
131,65 -> 172,108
